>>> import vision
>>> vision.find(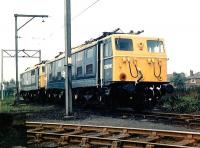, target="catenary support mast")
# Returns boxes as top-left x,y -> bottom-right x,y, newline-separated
64,0 -> 73,115
1,49 -> 3,100
14,14 -> 48,101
